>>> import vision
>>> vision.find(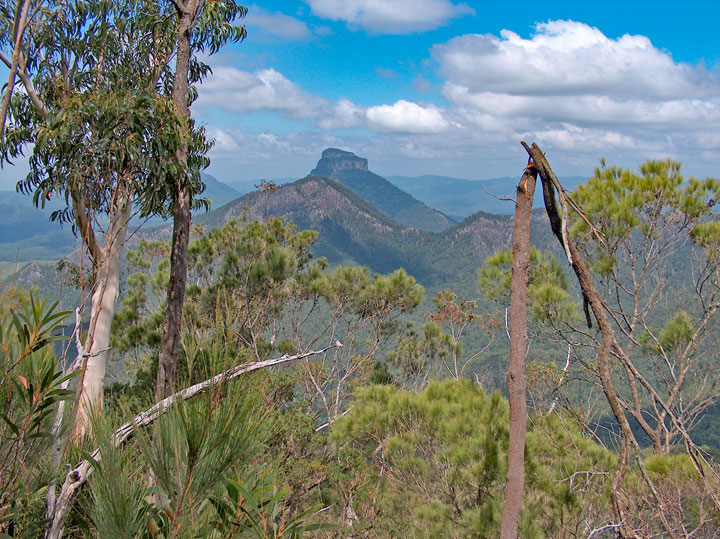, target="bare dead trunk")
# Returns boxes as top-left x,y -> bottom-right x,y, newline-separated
522,141 -> 648,538
499,163 -> 537,539
72,192 -> 131,440
157,6 -> 194,399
